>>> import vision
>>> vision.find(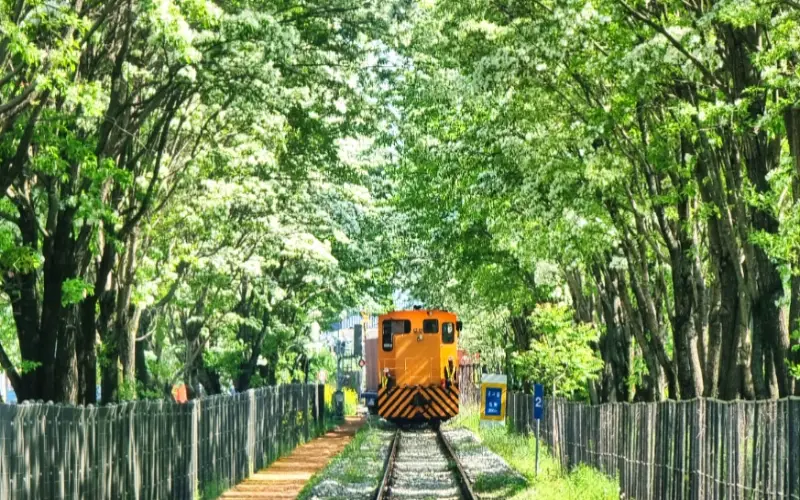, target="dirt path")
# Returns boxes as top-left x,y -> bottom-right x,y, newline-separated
219,416 -> 365,499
